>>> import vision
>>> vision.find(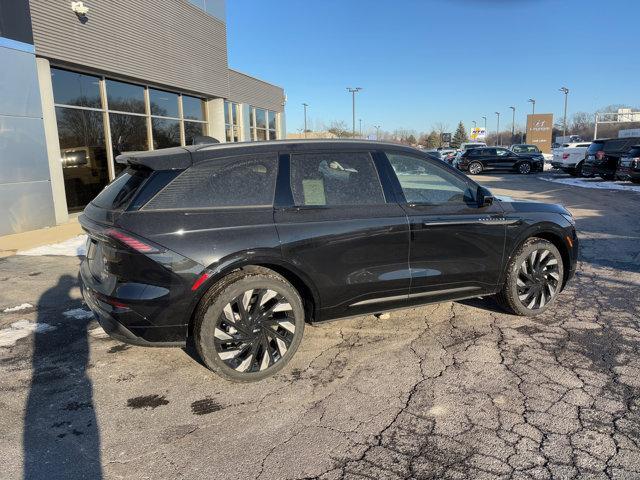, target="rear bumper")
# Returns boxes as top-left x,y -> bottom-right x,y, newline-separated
615,166 -> 640,181
551,161 -> 576,169
583,162 -> 615,177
